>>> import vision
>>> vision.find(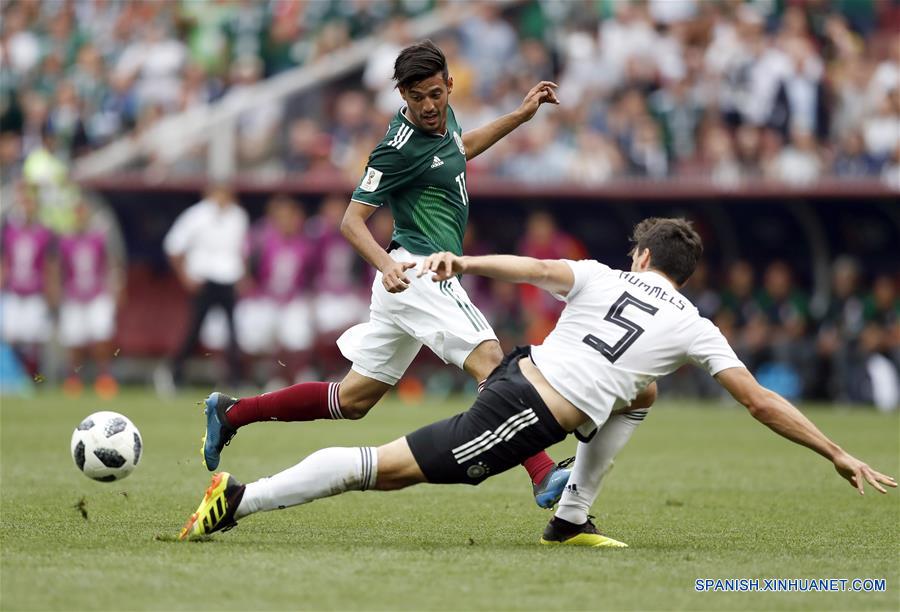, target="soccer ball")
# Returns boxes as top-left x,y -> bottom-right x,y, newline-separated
71,411 -> 143,482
